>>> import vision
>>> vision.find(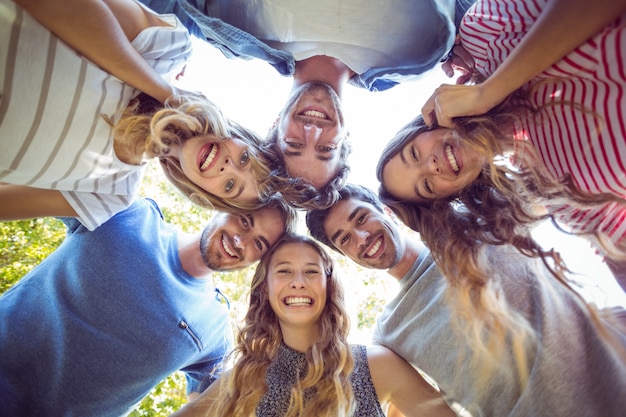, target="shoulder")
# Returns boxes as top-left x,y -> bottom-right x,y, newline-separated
142,197 -> 165,219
